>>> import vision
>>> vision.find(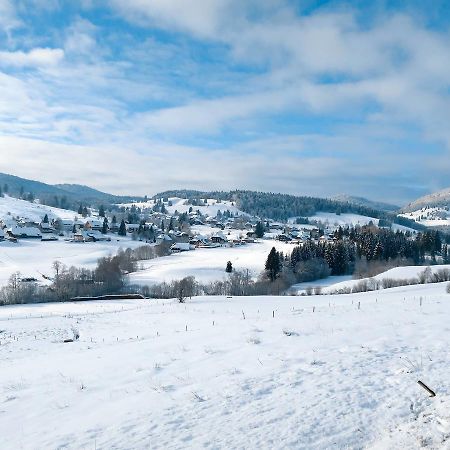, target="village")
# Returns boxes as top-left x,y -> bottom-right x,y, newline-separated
0,195 -> 348,252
